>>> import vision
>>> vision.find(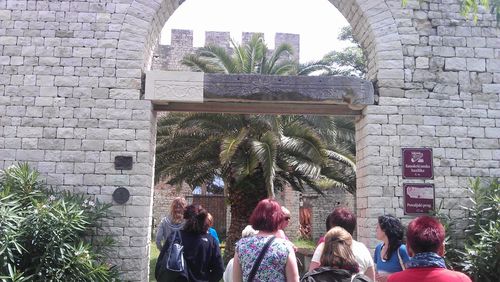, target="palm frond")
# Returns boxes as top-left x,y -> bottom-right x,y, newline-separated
181,53 -> 224,73
220,128 -> 249,165
266,43 -> 294,73
198,45 -> 238,73
251,132 -> 278,198
325,150 -> 356,170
